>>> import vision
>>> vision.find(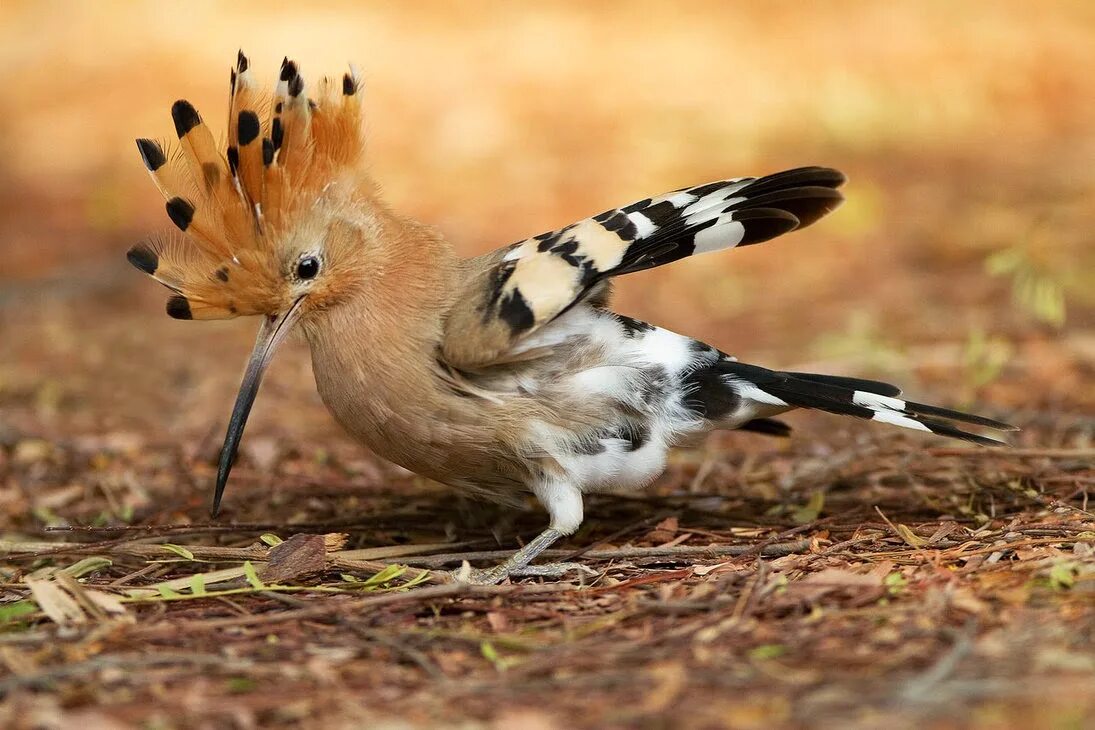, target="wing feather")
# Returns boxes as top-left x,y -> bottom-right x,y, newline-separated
442,167 -> 845,369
